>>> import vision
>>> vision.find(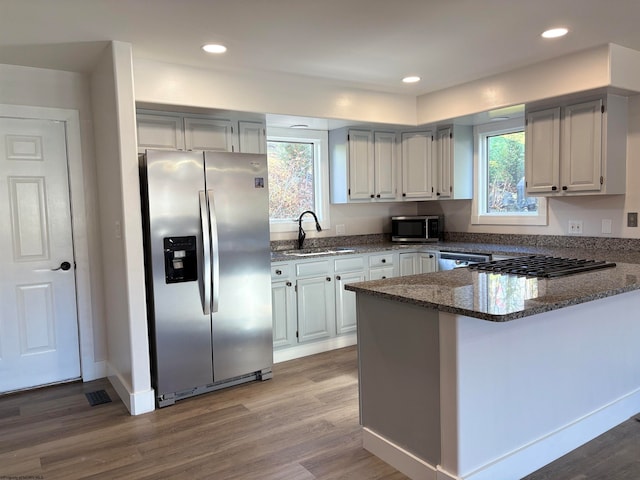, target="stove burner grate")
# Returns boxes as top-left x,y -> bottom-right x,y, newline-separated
468,255 -> 616,278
